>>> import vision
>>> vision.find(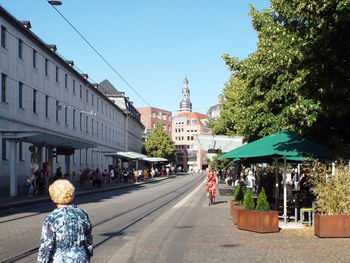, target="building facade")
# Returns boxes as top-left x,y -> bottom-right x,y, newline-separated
137,107 -> 172,140
207,94 -> 223,120
0,6 -> 143,195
